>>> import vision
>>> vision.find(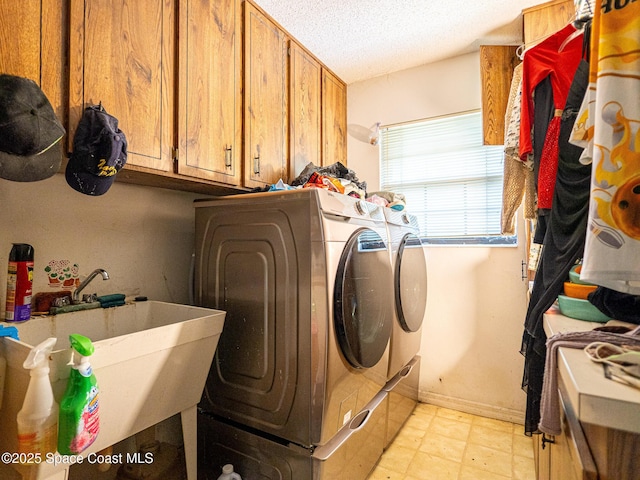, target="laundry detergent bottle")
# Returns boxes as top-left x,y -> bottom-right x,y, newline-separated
217,464 -> 242,480
58,334 -> 99,454
16,337 -> 58,456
